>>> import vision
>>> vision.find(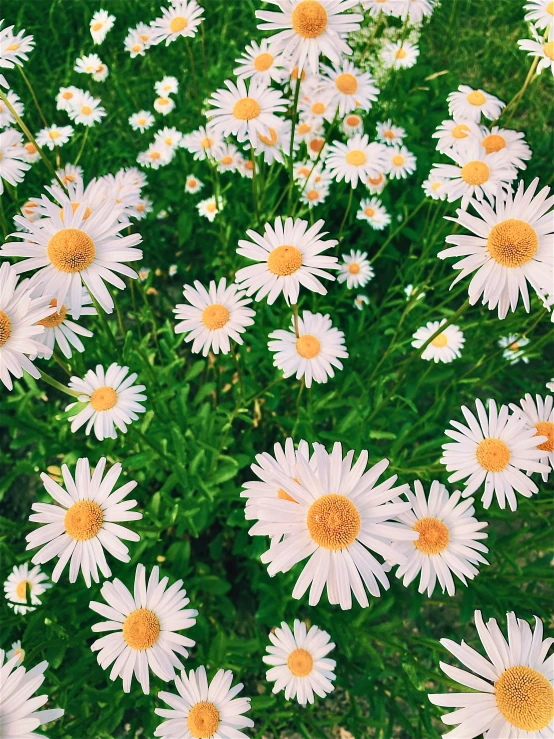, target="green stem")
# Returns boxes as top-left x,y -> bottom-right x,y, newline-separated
338,186 -> 354,242
293,109 -> 339,214
250,148 -> 259,224
371,197 -> 427,262
292,303 -> 300,338
416,299 -> 470,356
18,66 -> 48,127
87,289 -> 123,361
39,370 -> 81,398
73,128 -> 89,166
287,76 -> 302,213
